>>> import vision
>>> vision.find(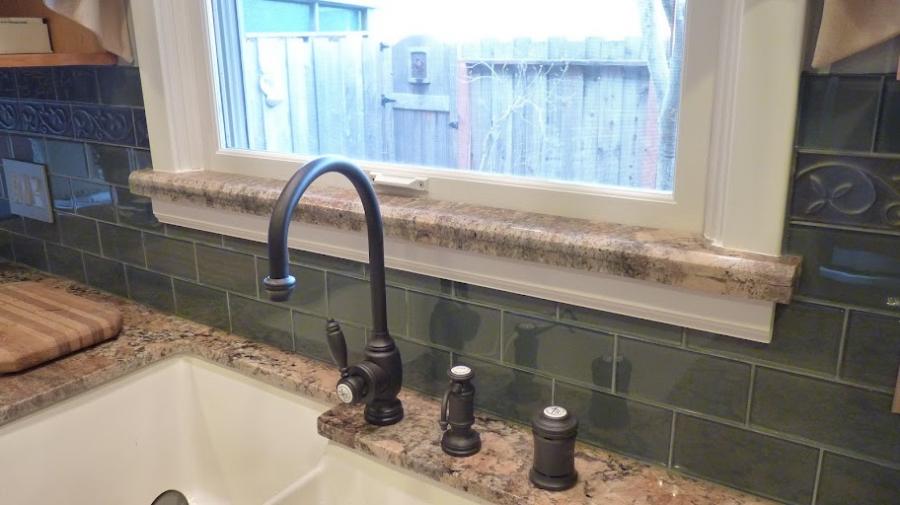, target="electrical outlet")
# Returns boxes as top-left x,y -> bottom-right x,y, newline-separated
2,159 -> 53,223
